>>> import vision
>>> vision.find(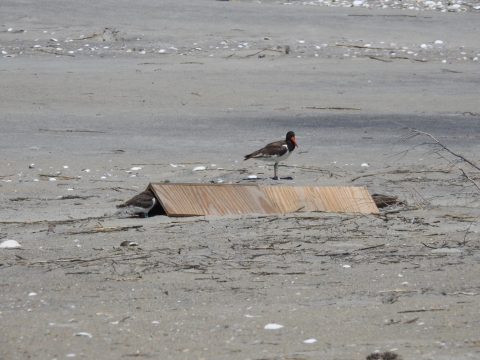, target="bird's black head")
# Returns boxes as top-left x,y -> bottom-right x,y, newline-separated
286,131 -> 298,147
